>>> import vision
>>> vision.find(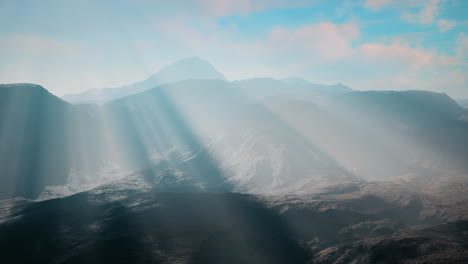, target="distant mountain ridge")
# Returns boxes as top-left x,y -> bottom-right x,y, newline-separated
2,59 -> 468,199
62,57 -> 226,104
335,90 -> 468,121
62,58 -> 352,104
